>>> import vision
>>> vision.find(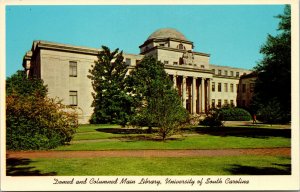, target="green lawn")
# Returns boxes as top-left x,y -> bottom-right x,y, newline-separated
54,124 -> 291,151
7,124 -> 291,176
7,156 -> 291,176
